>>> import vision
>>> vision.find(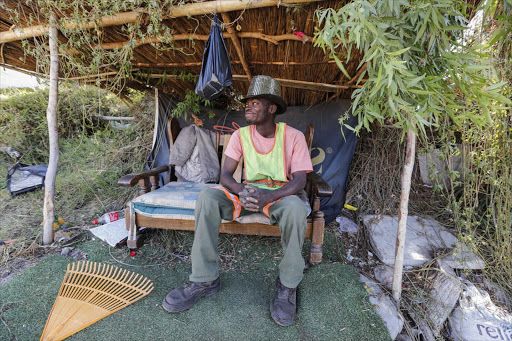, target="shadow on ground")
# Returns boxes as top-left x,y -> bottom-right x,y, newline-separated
0,235 -> 390,341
